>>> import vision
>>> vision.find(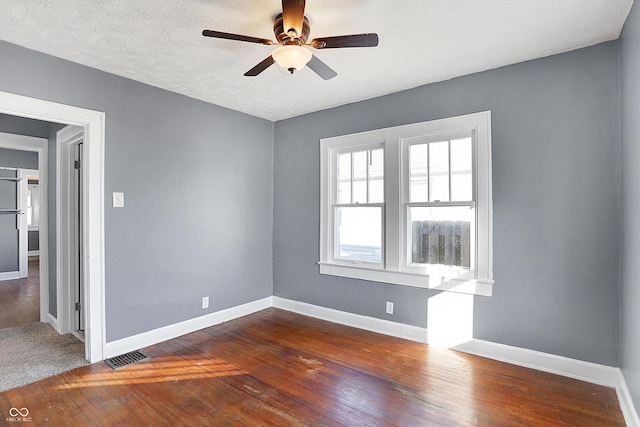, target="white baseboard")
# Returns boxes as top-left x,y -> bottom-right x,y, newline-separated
28,250 -> 40,257
104,296 -> 272,359
272,297 -> 428,343
46,313 -> 61,334
0,271 -> 20,281
272,296 -> 638,427
452,339 -> 640,426
616,370 -> 640,427
452,339 -> 620,388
